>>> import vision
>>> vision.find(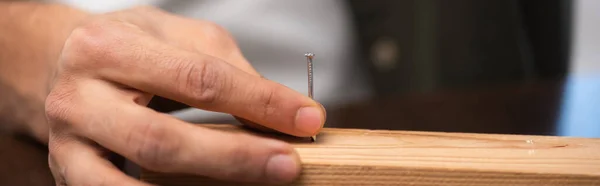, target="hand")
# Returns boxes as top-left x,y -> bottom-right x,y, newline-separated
45,6 -> 326,185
